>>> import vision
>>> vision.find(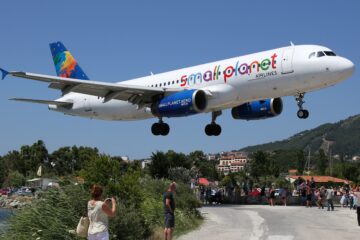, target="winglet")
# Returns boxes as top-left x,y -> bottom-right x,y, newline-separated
0,68 -> 9,80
